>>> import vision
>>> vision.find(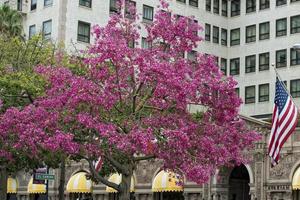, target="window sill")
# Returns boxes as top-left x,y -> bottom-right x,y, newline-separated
77,40 -> 91,45
258,7 -> 270,12
79,5 -> 92,10
44,4 -> 53,9
142,19 -> 153,24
